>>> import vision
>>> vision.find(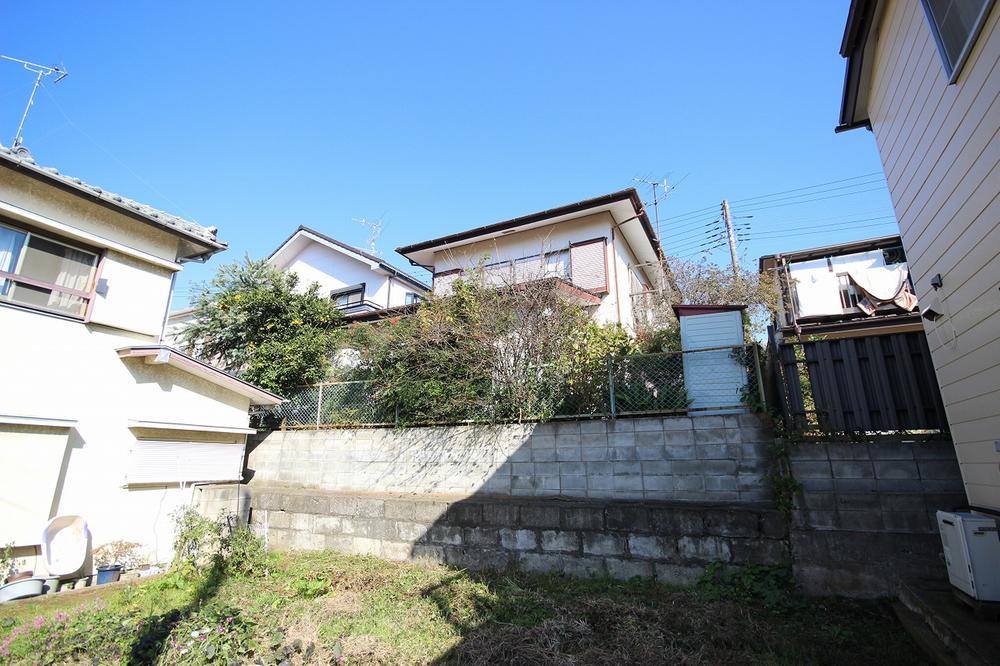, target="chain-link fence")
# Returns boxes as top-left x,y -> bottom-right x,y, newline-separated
252,345 -> 764,429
